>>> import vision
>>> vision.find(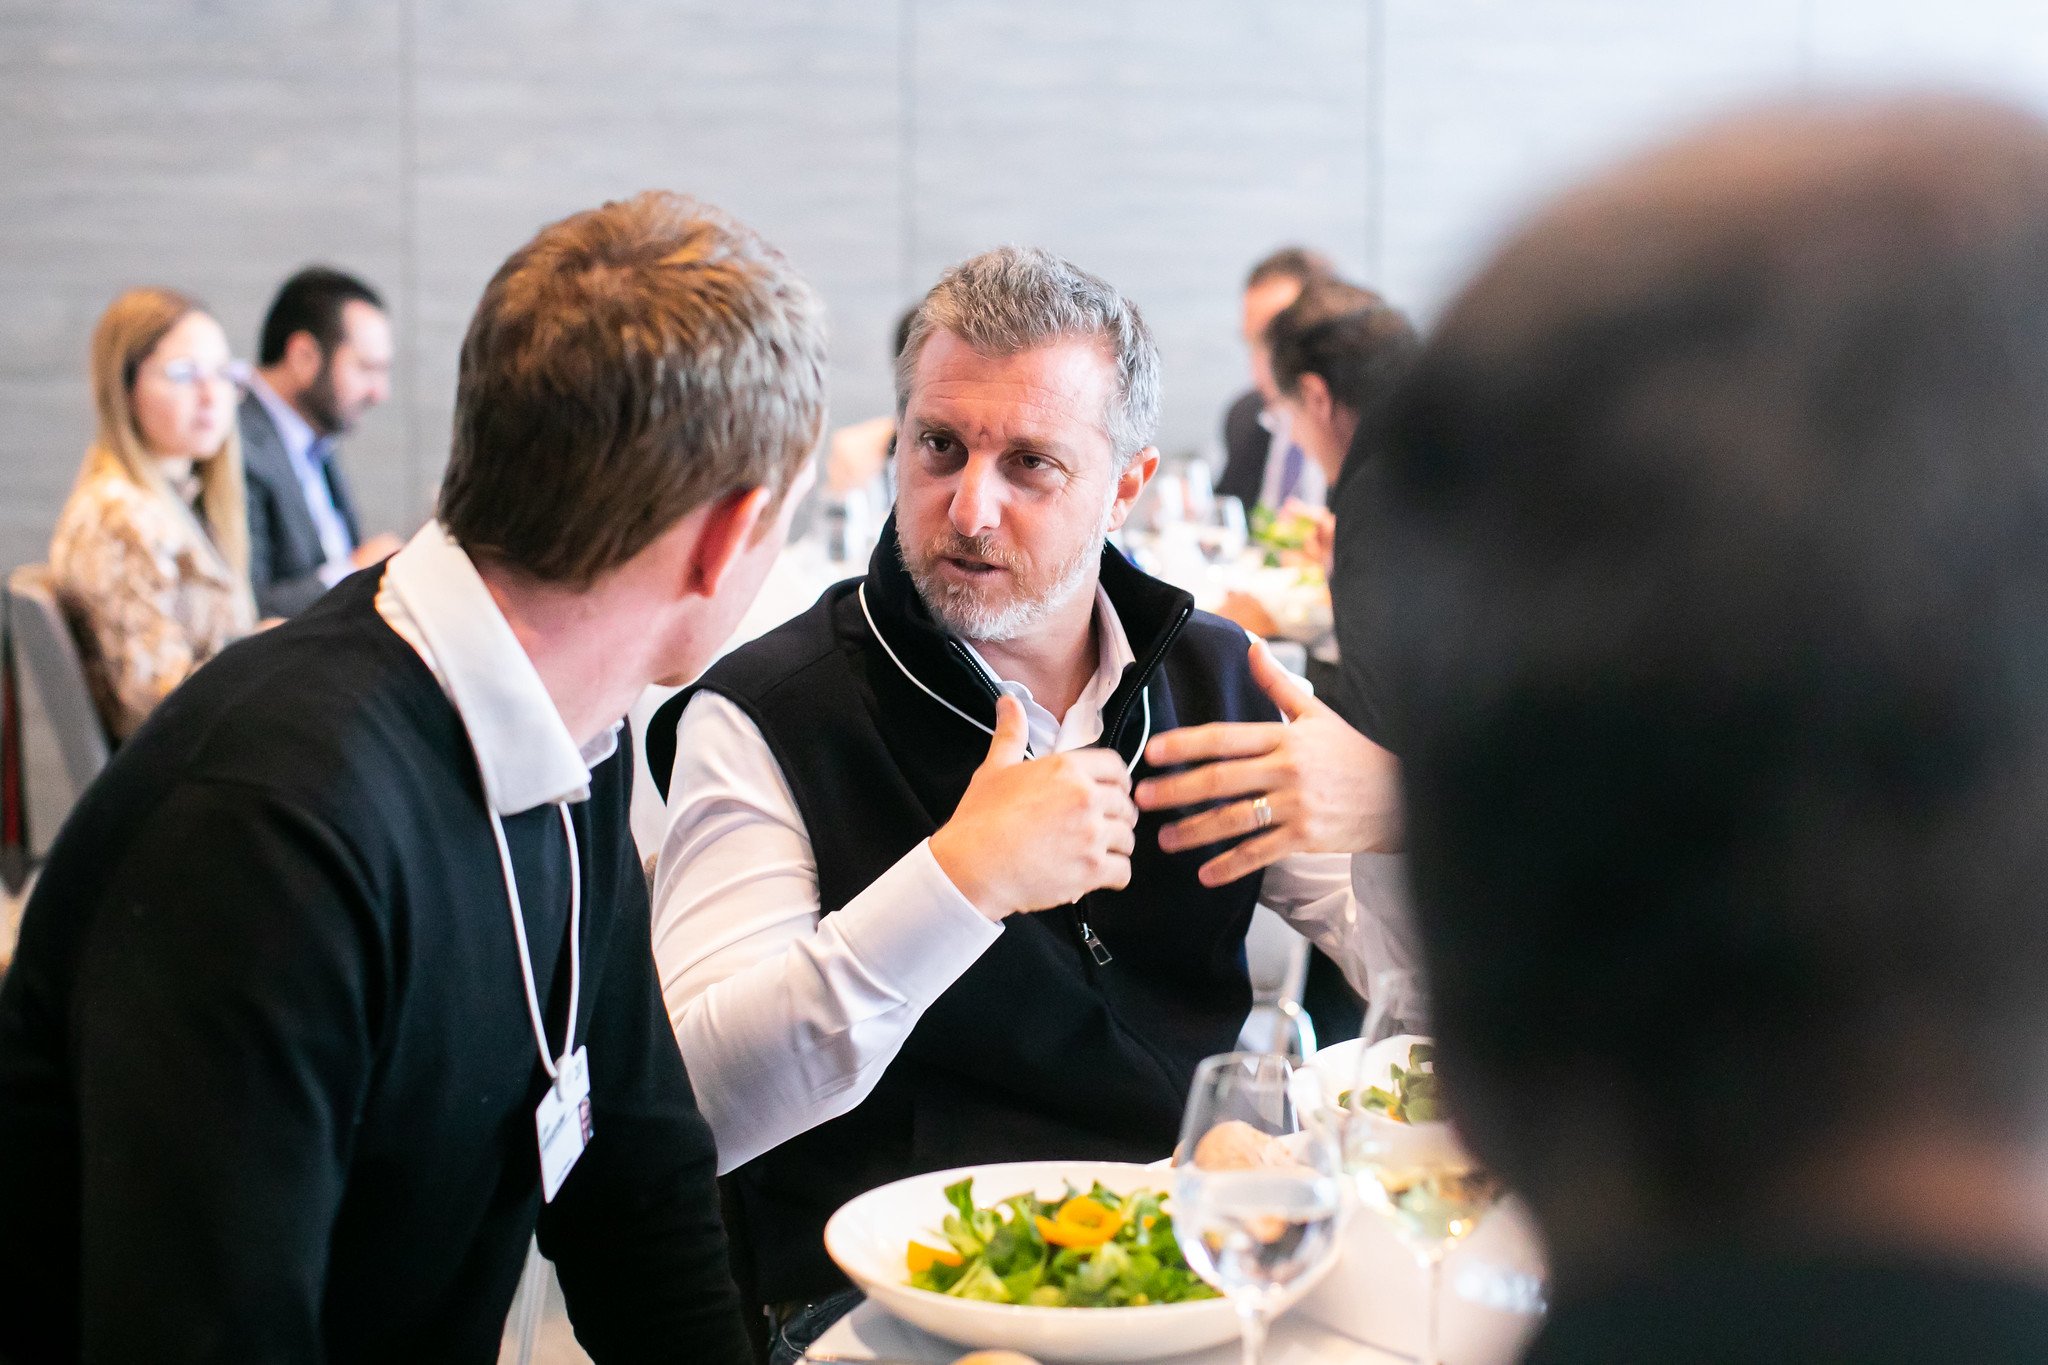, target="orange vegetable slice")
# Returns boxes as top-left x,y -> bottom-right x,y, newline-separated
906,1241 -> 963,1273
1034,1195 -> 1123,1248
